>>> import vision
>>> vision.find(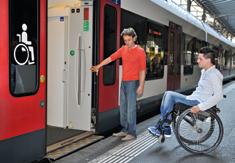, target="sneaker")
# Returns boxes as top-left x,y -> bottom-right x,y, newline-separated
121,134 -> 136,141
147,126 -> 171,137
147,126 -> 160,137
113,131 -> 127,137
164,126 -> 172,138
